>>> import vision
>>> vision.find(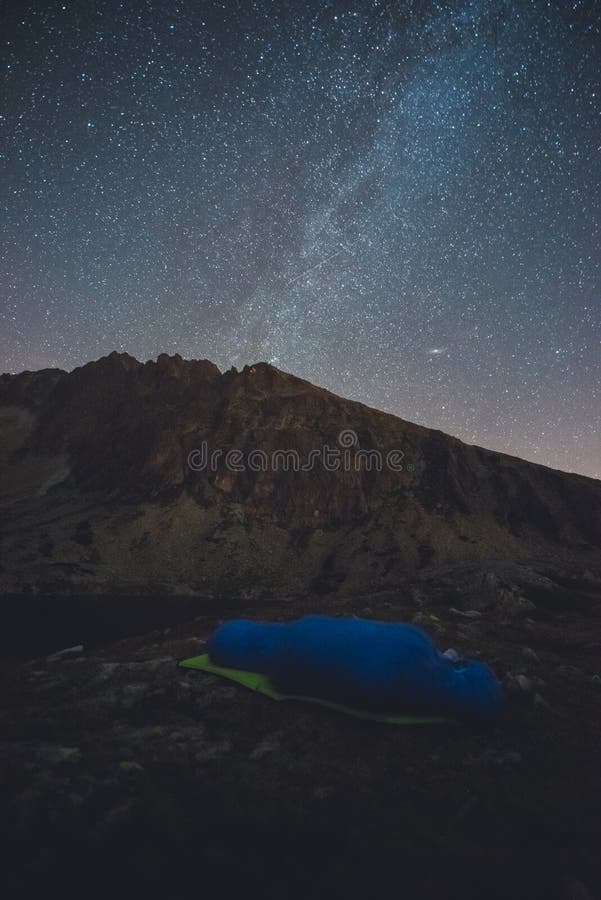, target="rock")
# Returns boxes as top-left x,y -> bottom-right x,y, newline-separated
482,571 -> 502,592
466,571 -> 534,613
249,735 -> 280,760
448,607 -> 481,620
557,665 -> 585,680
498,594 -> 536,619
468,570 -> 505,610
411,612 -> 442,632
456,629 -> 473,642
97,662 -> 120,679
143,657 -> 175,671
522,647 -> 541,665
194,740 -> 232,763
442,648 -> 461,662
119,760 -> 144,775
515,674 -> 534,693
534,693 -> 553,712
36,745 -> 81,766
410,588 -> 426,607
504,673 -> 535,695
592,674 -> 601,687
46,644 -> 84,662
